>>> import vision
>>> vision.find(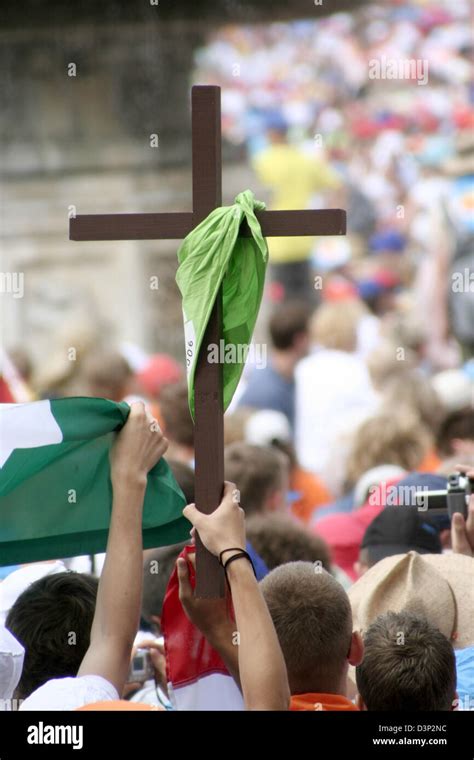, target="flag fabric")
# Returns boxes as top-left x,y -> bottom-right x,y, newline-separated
161,545 -> 244,711
161,544 -> 268,710
0,397 -> 189,566
175,190 -> 268,419
0,379 -> 14,405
